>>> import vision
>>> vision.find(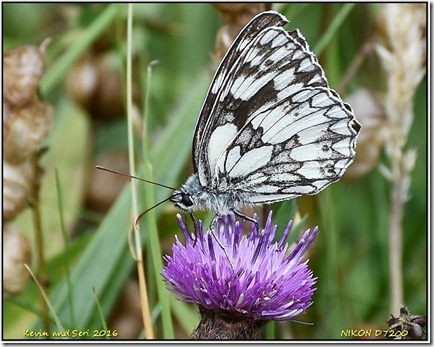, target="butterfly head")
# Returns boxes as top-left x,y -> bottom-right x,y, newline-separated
170,190 -> 195,212
170,174 -> 203,212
